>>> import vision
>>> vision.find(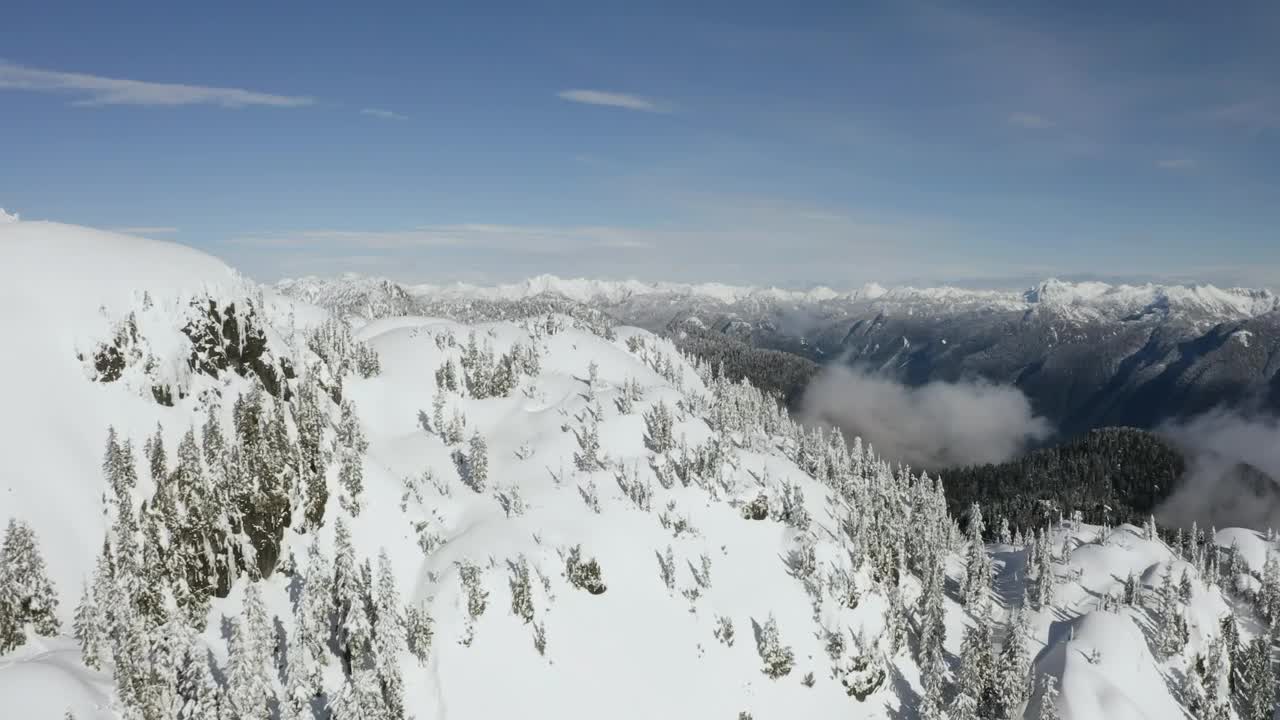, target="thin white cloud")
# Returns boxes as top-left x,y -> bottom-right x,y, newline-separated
1008,112 -> 1054,129
361,108 -> 408,121
0,61 -> 312,108
112,226 -> 179,235
557,89 -> 667,113
1157,158 -> 1195,170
